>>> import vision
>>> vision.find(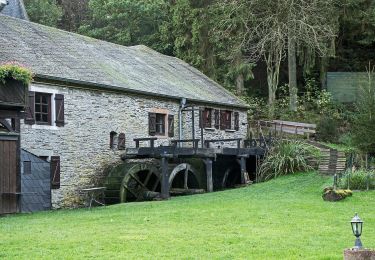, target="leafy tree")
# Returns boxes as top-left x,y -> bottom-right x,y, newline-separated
56,0 -> 90,32
24,0 -> 63,27
352,66 -> 375,153
79,0 -> 170,54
